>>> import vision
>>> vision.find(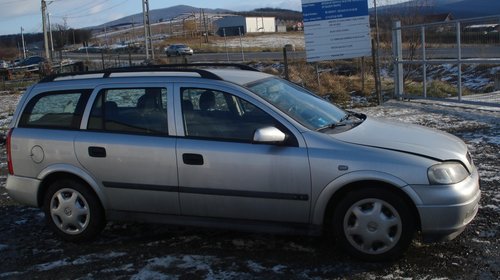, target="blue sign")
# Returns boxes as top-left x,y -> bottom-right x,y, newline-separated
302,0 -> 372,62
302,0 -> 369,22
